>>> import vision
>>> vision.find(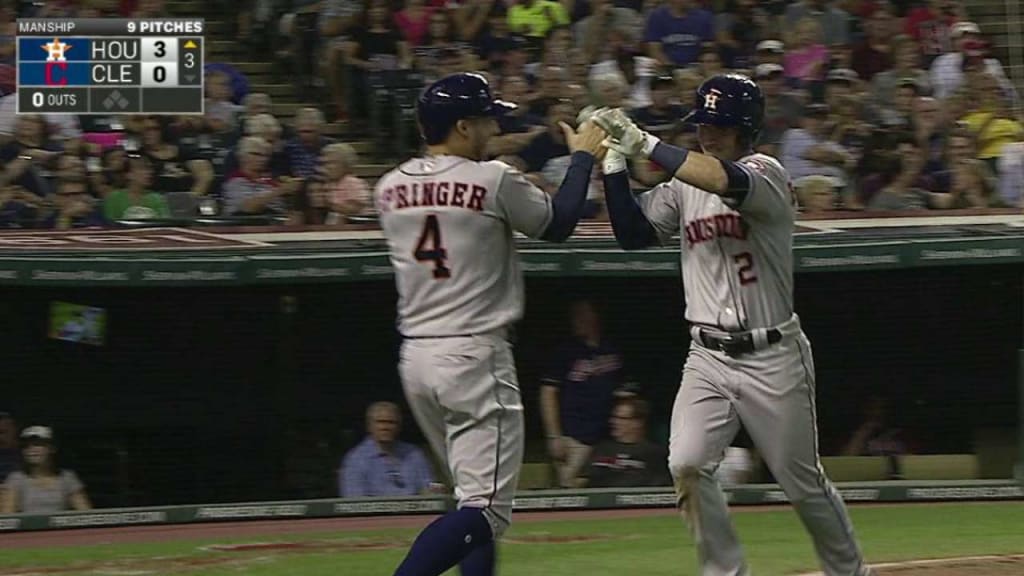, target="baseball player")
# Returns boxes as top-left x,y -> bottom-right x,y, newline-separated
592,74 -> 875,576
376,72 -> 606,576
